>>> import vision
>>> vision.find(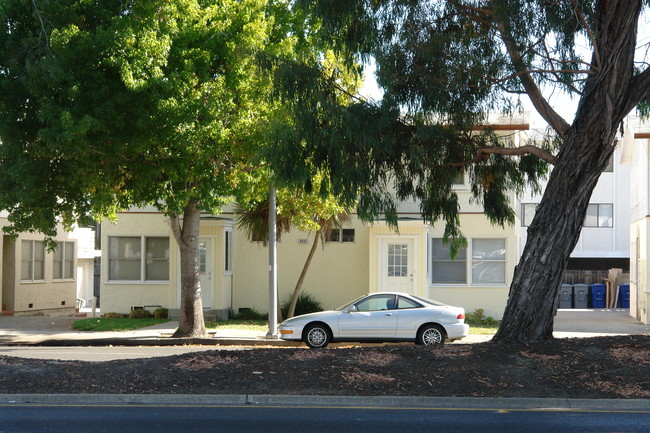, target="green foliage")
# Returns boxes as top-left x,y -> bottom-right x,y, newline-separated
153,308 -> 169,319
102,312 -> 128,319
230,308 -> 268,321
129,309 -> 153,319
268,0 -> 650,245
73,318 -> 169,331
0,0 -> 306,239
281,292 -> 323,318
465,309 -> 500,326
235,173 -> 351,243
